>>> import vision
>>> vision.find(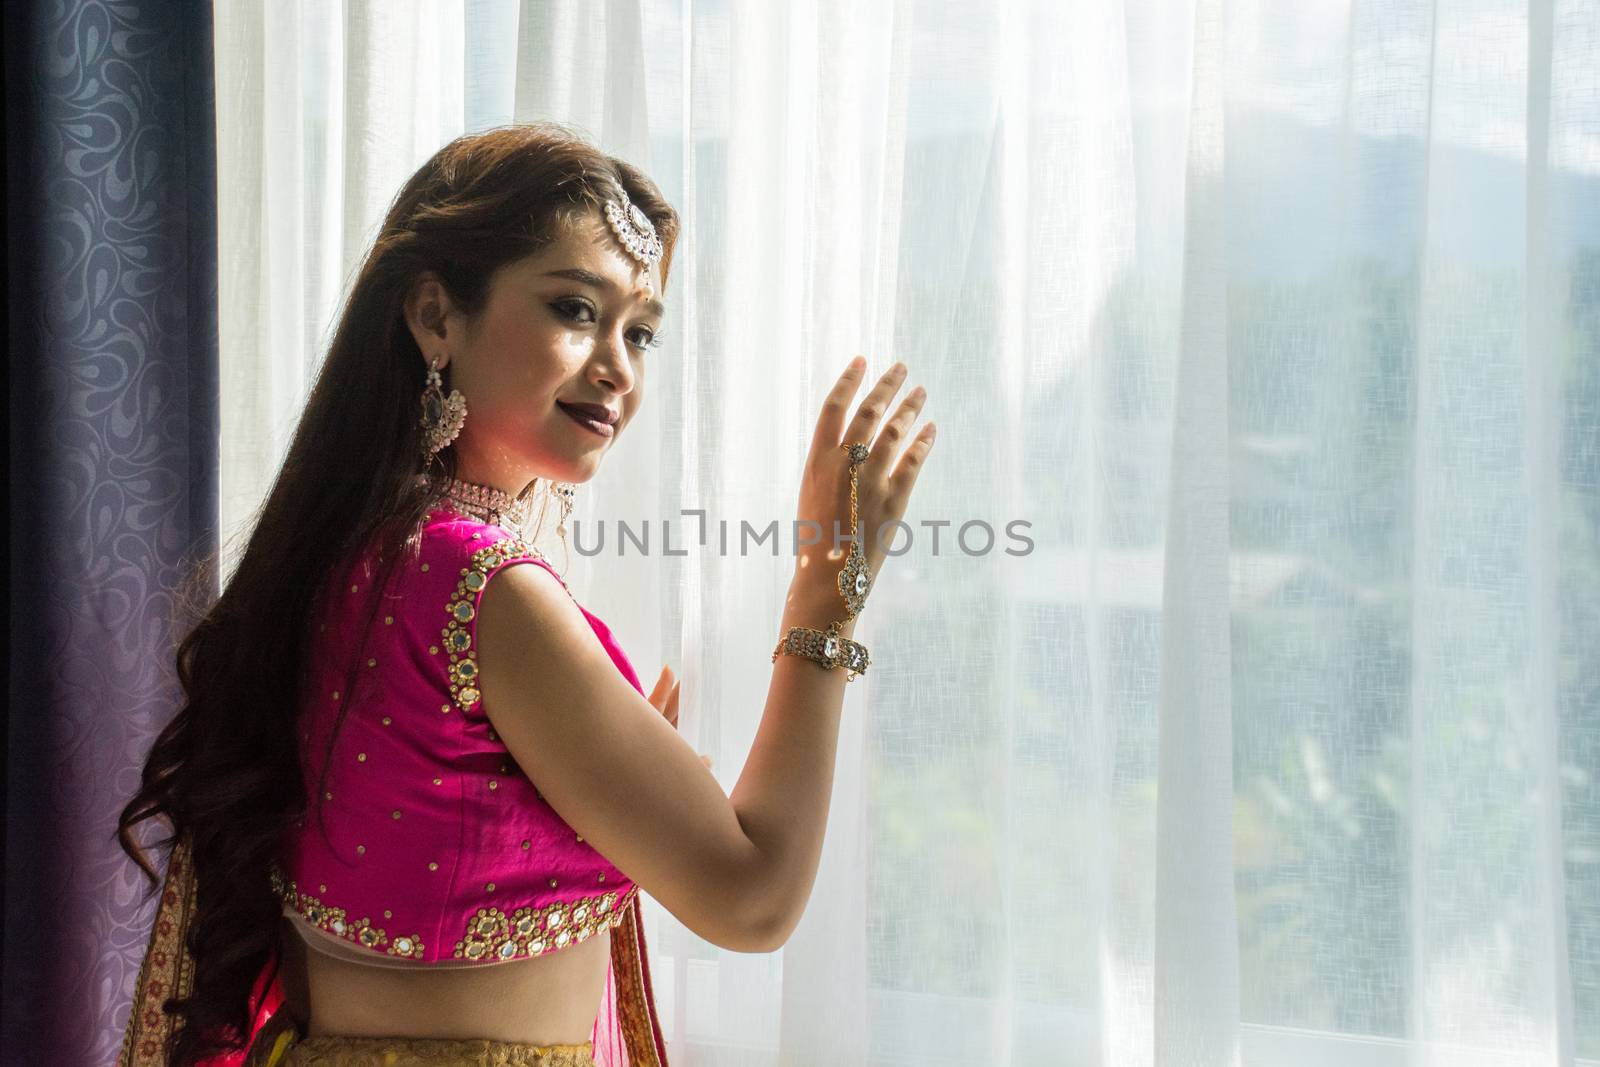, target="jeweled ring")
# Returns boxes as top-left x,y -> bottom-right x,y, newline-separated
843,442 -> 870,466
